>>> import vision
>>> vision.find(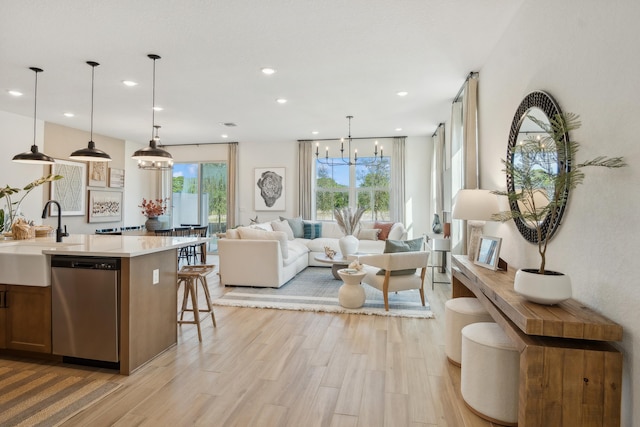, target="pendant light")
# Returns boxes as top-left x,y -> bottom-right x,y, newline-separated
13,67 -> 55,164
131,54 -> 173,169
70,61 -> 112,161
